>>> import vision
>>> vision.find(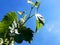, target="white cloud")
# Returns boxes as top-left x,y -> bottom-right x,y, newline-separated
45,21 -> 60,32
46,24 -> 55,32
48,24 -> 54,32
